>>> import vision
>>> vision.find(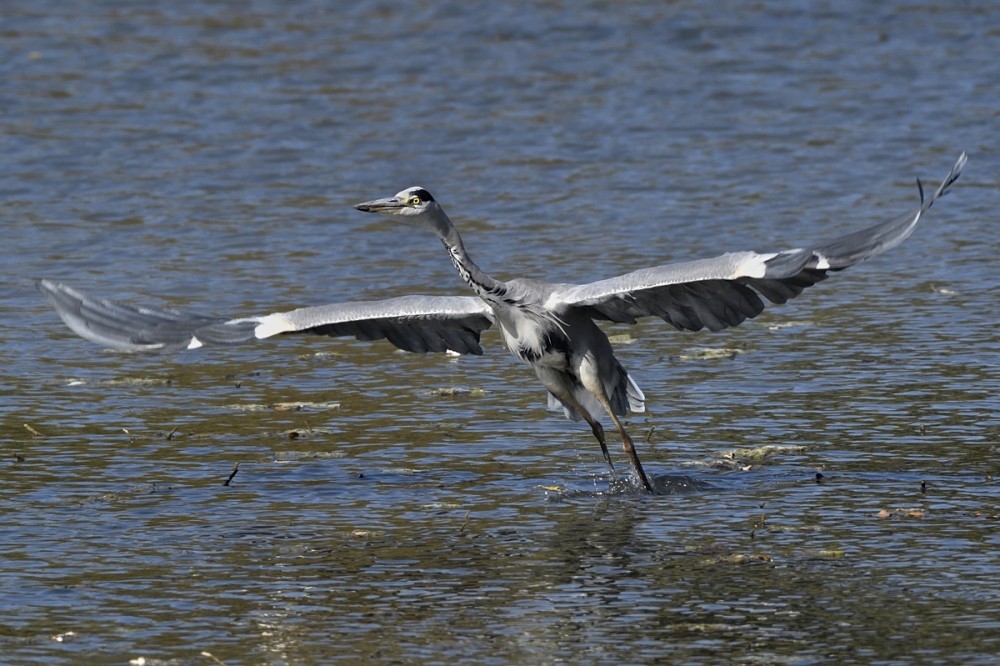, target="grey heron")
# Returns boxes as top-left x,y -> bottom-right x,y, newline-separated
38,153 -> 966,493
